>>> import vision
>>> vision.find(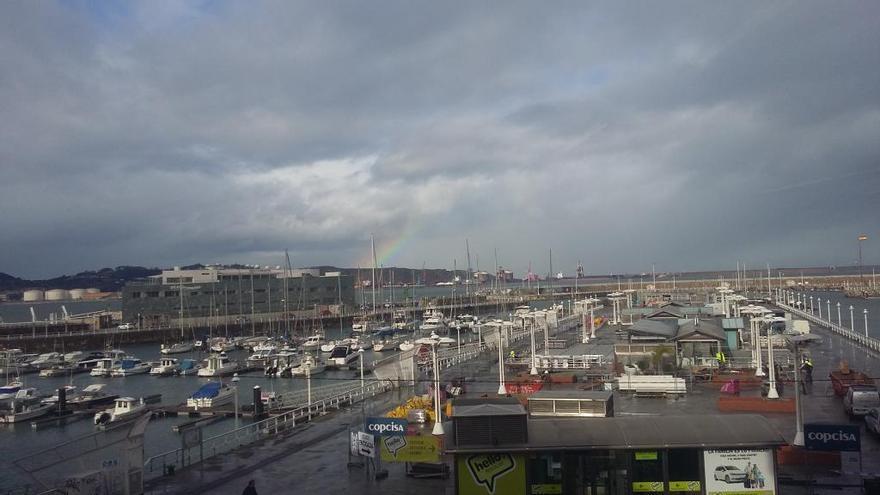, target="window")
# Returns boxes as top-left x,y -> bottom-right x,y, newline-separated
668,449 -> 701,495
164,291 -> 179,298
146,291 -> 159,298
131,292 -> 141,299
631,451 -> 663,495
